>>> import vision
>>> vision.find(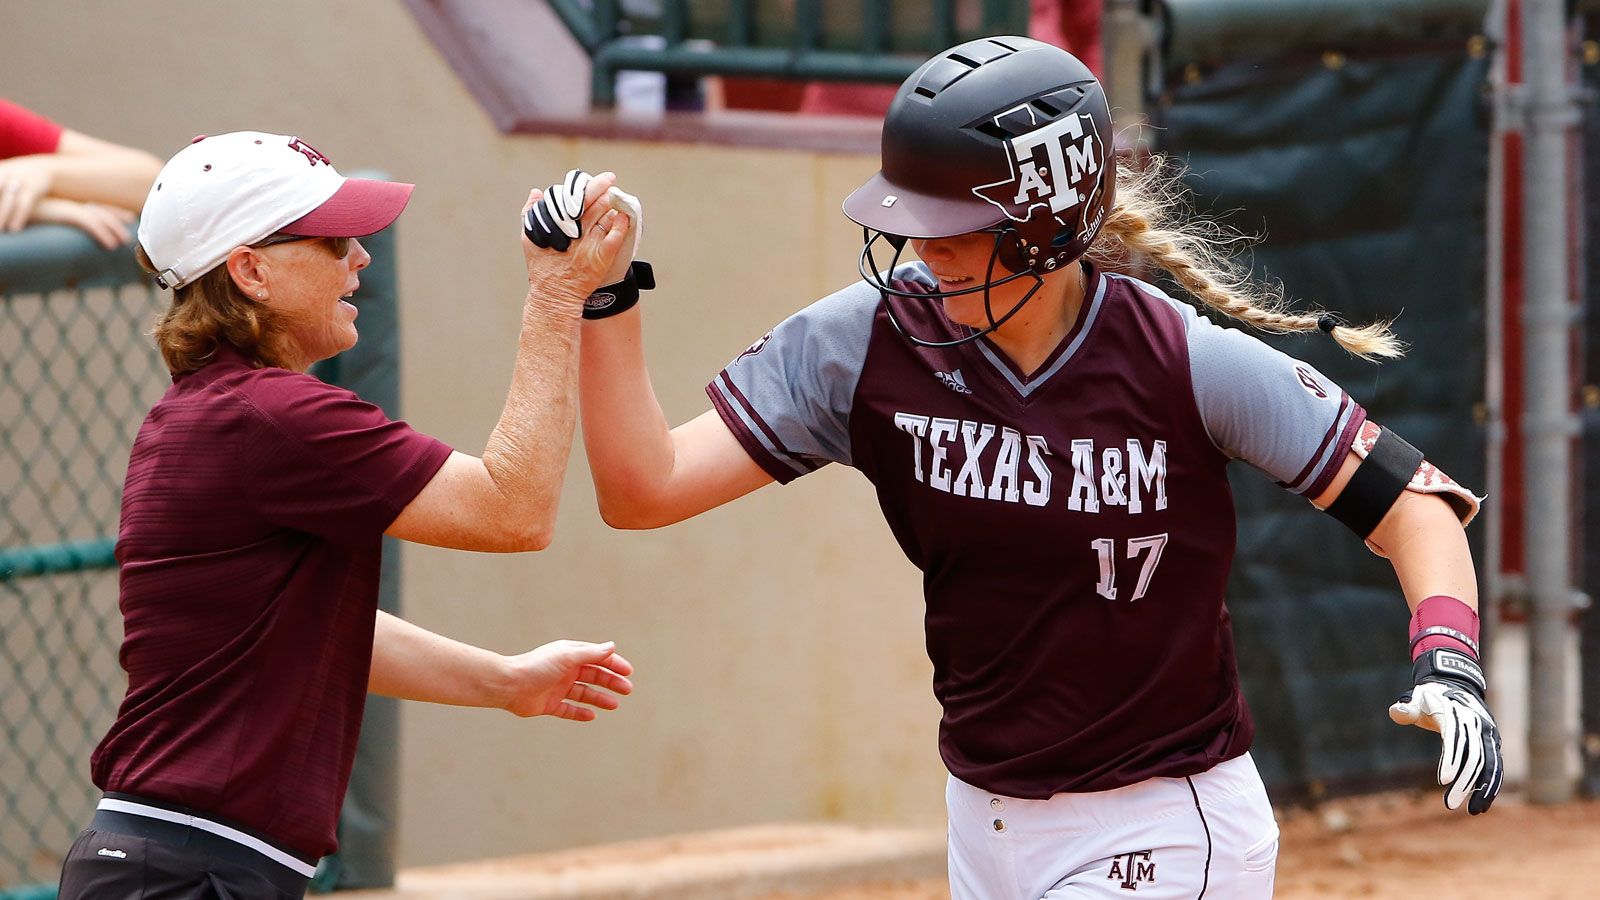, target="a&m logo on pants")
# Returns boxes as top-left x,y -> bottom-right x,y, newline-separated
1107,850 -> 1156,891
